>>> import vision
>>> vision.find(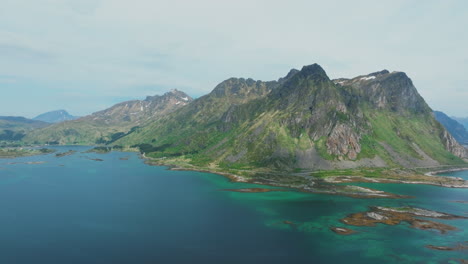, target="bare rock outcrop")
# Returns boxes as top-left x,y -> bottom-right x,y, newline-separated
440,129 -> 468,158
326,124 -> 361,160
